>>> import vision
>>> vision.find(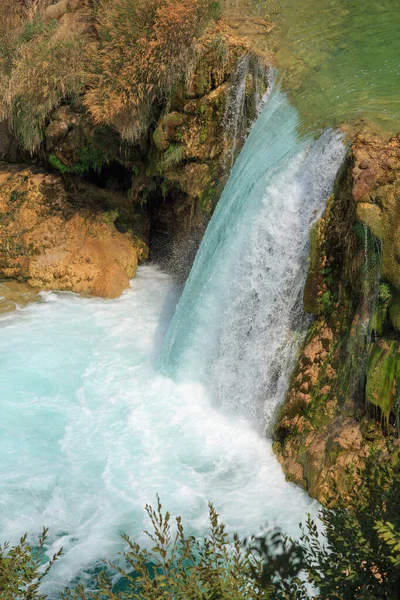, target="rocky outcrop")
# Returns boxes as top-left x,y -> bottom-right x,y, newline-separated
274,132 -> 400,505
0,163 -> 148,298
43,35 -> 270,277
0,0 -> 274,286
147,40 -> 270,277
